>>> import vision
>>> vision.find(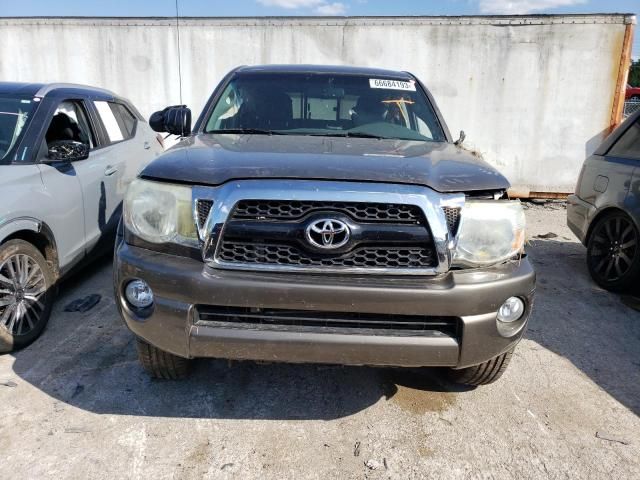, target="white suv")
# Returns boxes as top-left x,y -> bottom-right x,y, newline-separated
0,82 -> 163,351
